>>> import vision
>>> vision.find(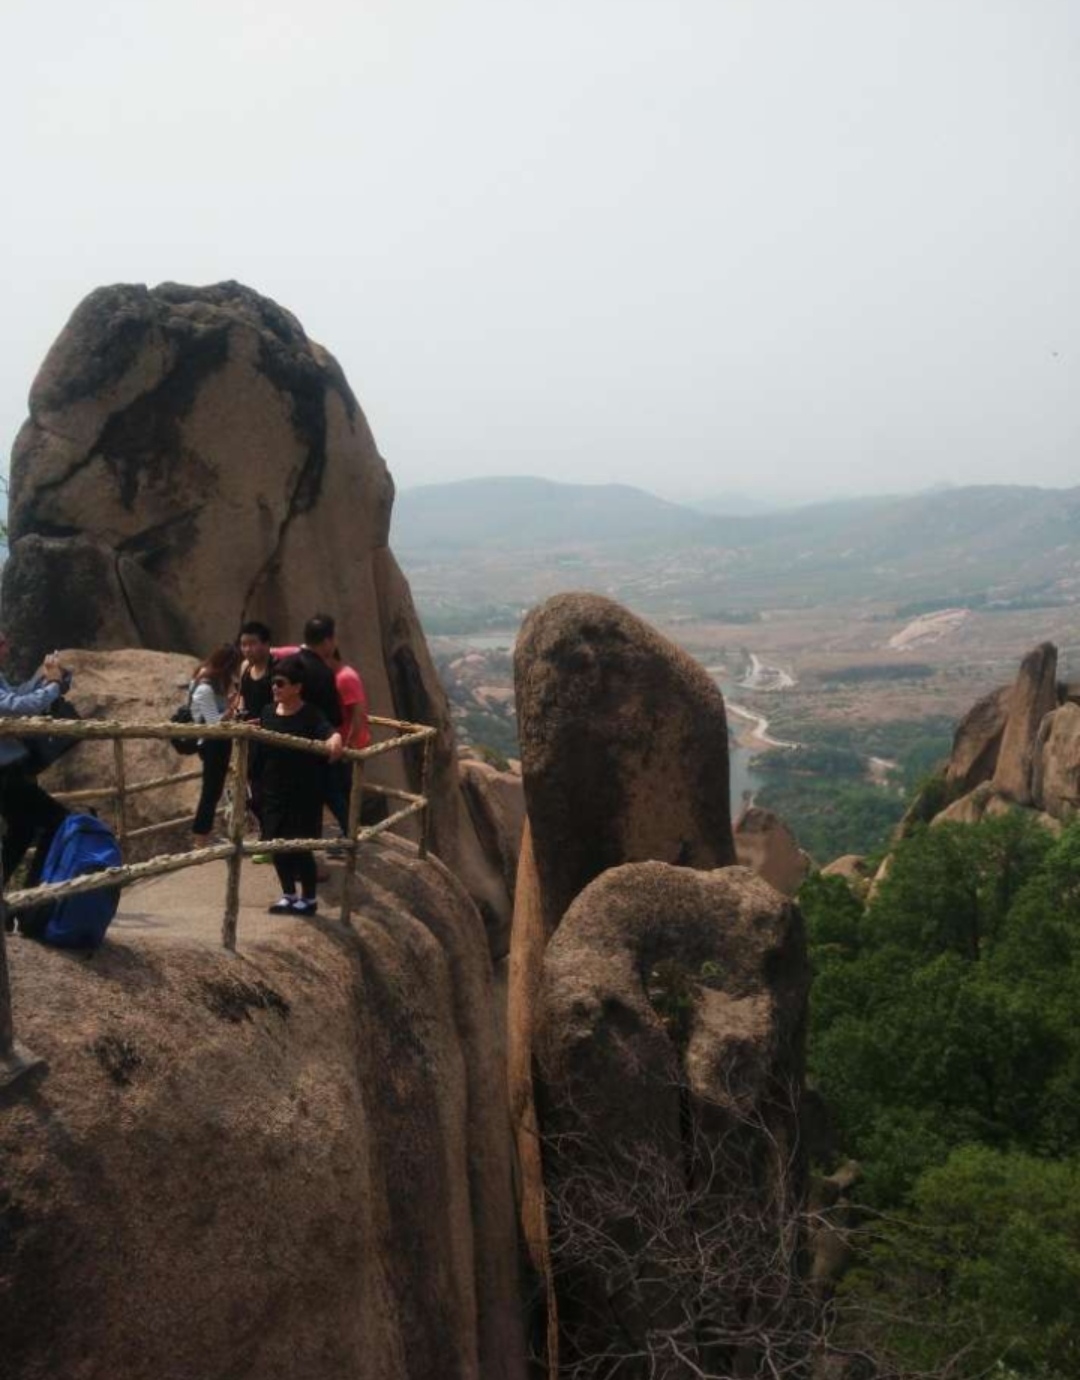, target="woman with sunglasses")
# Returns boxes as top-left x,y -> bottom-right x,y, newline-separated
257,654 -> 343,915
